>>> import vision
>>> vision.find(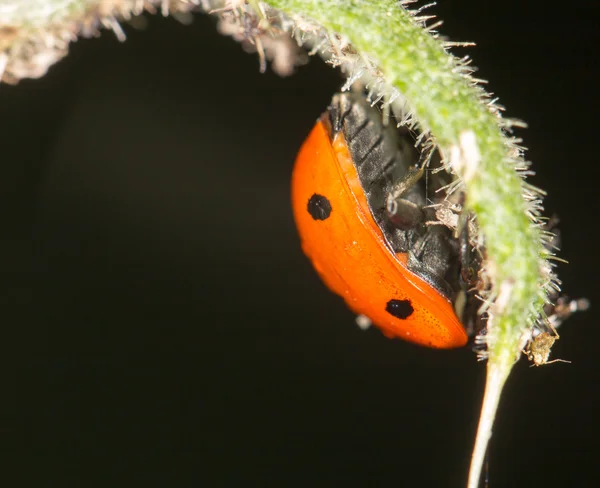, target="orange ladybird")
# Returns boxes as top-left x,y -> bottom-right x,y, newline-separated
291,92 -> 468,349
